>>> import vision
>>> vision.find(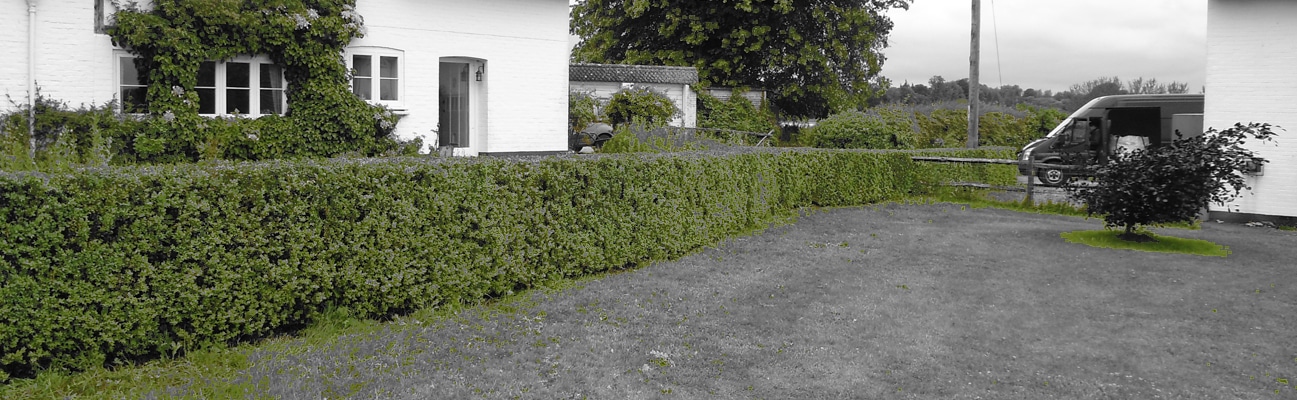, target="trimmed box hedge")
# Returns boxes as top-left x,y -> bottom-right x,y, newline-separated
0,148 -> 1014,379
